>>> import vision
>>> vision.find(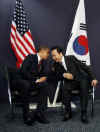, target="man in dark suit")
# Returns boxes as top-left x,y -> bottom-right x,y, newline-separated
51,46 -> 98,124
14,45 -> 50,125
